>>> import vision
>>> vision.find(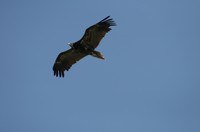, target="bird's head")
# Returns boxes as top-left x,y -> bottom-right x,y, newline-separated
68,43 -> 74,48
